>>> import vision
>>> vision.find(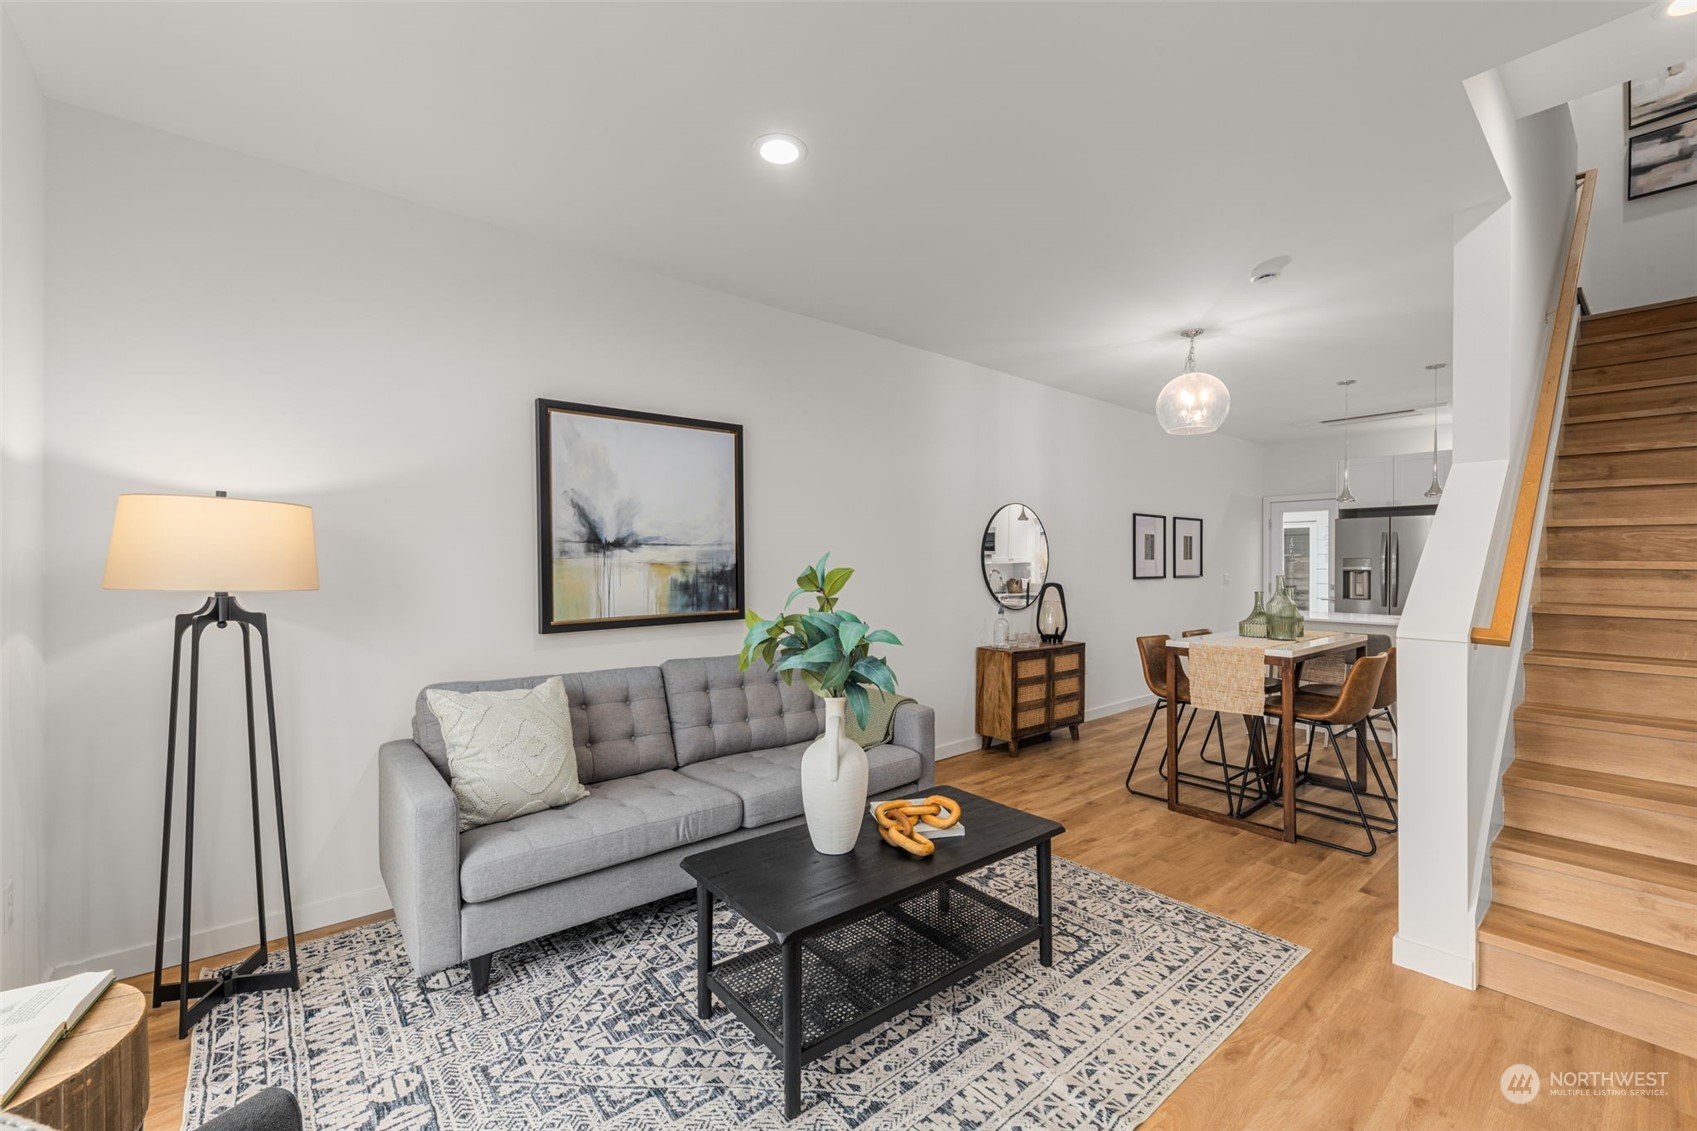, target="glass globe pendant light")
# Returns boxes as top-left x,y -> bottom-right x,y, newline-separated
1424,362 -> 1446,499
1336,379 -> 1357,504
1156,328 -> 1231,435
